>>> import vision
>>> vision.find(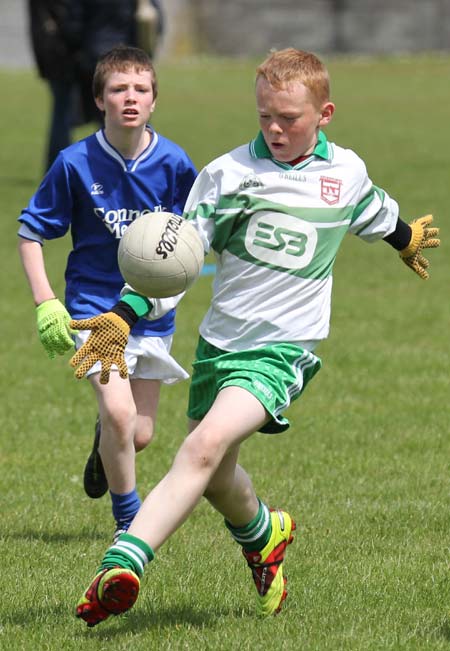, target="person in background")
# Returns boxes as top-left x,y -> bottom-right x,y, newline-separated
64,0 -> 165,128
18,46 -> 196,542
28,0 -> 164,171
28,0 -> 78,170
